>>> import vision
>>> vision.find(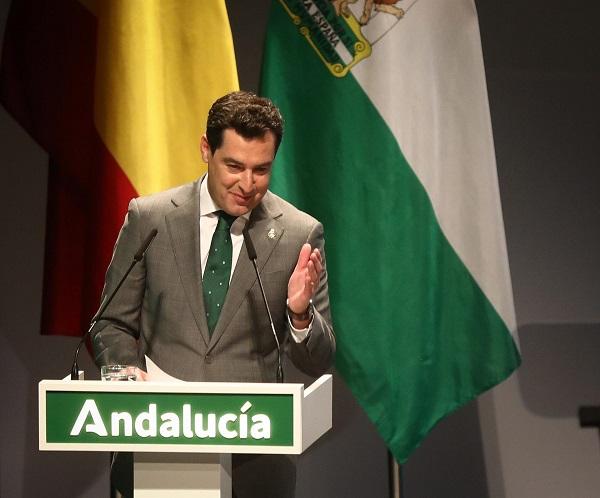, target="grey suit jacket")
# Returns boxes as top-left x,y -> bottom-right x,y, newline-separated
92,178 -> 335,382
